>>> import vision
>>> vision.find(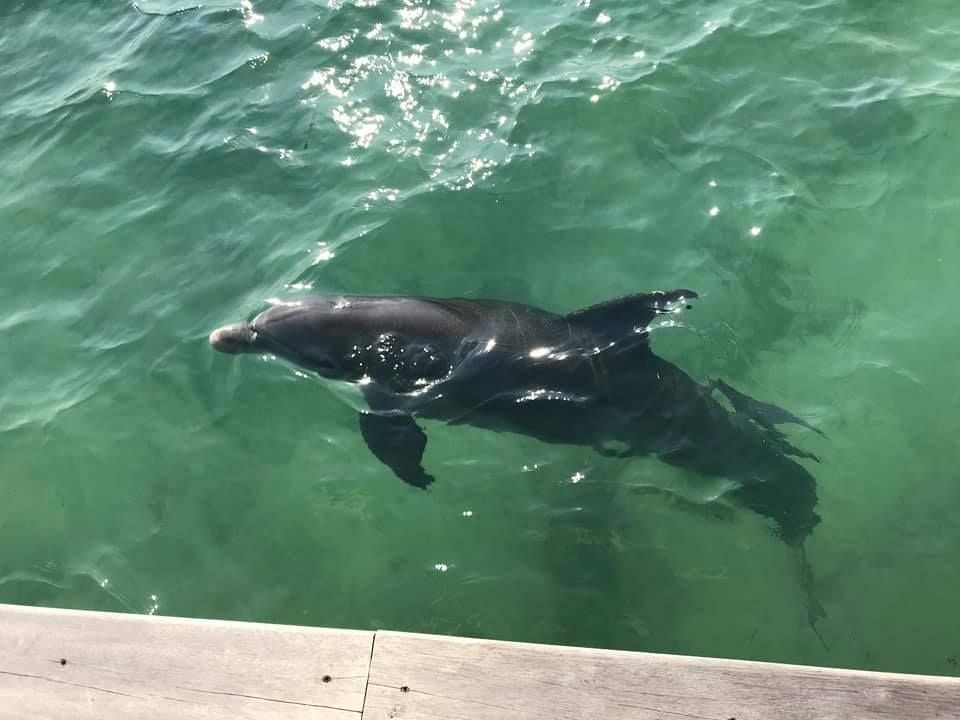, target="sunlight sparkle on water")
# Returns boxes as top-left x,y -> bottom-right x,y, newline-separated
332,105 -> 384,148
365,23 -> 388,40
313,243 -> 335,263
318,31 -> 357,52
240,0 -> 263,27
400,5 -> 429,30
514,31 -> 534,55
598,76 -> 620,92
